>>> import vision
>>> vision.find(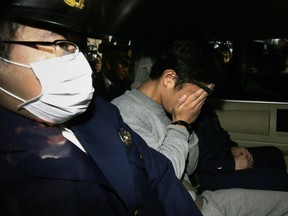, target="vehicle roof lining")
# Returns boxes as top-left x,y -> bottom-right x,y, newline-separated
88,0 -> 288,41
